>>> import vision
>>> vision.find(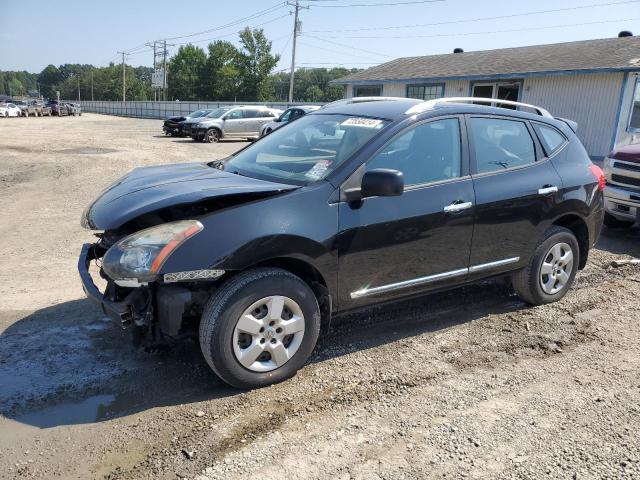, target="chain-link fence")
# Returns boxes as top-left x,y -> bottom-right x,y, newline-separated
76,100 -> 324,119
